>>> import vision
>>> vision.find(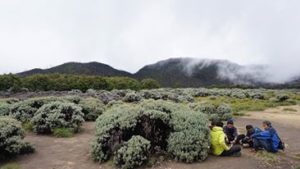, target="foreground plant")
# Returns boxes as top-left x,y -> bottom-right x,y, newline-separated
91,100 -> 210,168
31,102 -> 84,134
0,117 -> 34,160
